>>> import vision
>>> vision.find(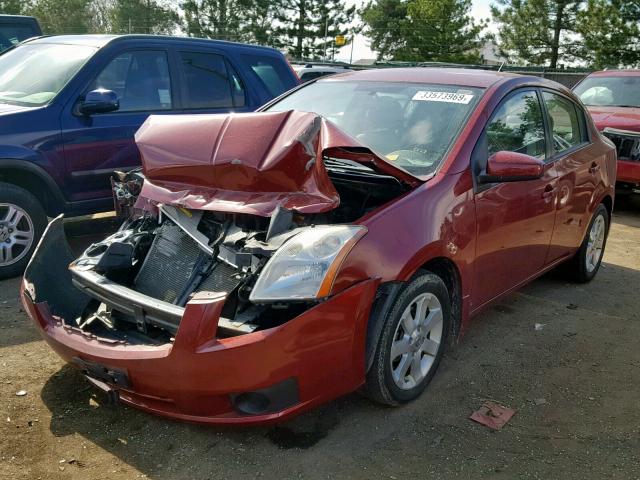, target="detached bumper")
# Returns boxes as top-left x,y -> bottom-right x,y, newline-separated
21,217 -> 378,425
